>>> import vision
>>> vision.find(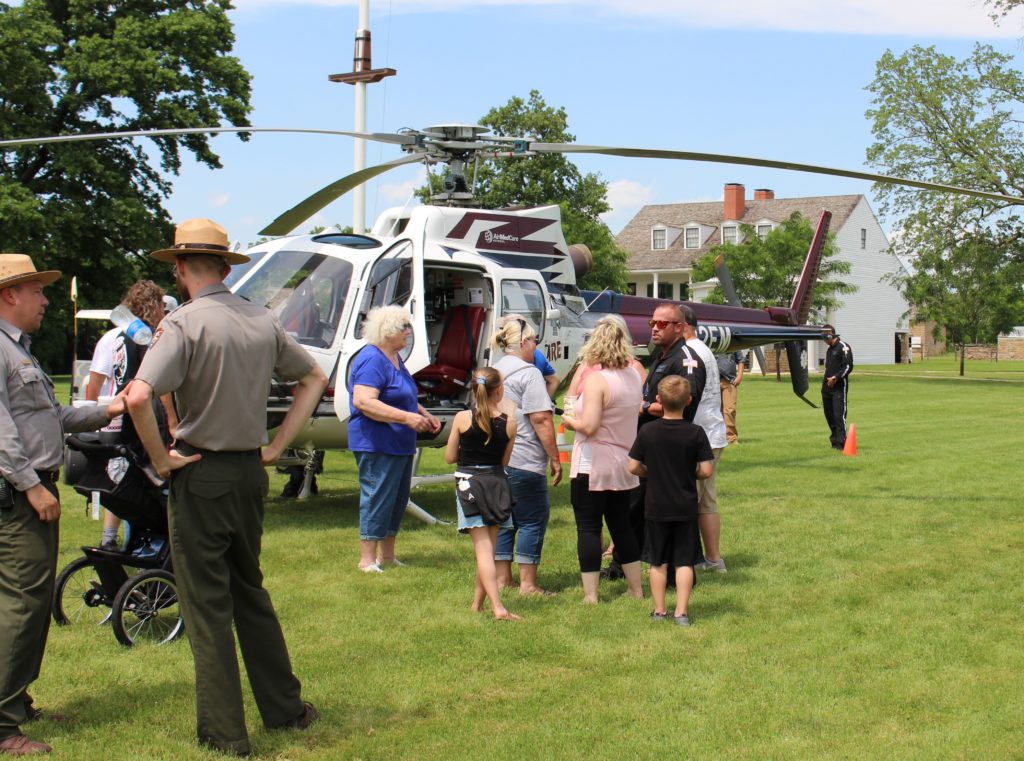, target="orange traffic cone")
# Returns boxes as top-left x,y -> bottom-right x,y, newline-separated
556,423 -> 570,464
842,424 -> 857,456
